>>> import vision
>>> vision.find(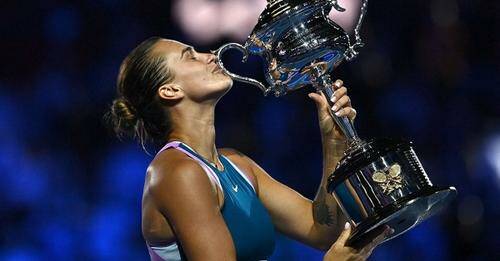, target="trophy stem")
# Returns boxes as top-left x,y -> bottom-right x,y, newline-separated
311,66 -> 360,145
